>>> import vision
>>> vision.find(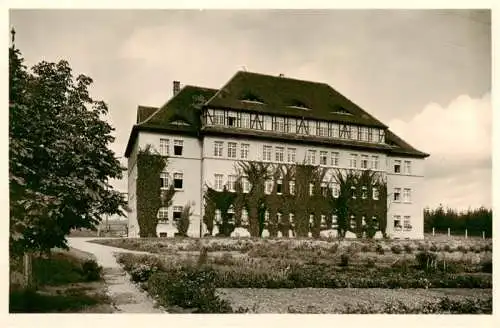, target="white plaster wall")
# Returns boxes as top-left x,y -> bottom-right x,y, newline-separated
134,131 -> 203,237
386,157 -> 426,239
127,144 -> 139,237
